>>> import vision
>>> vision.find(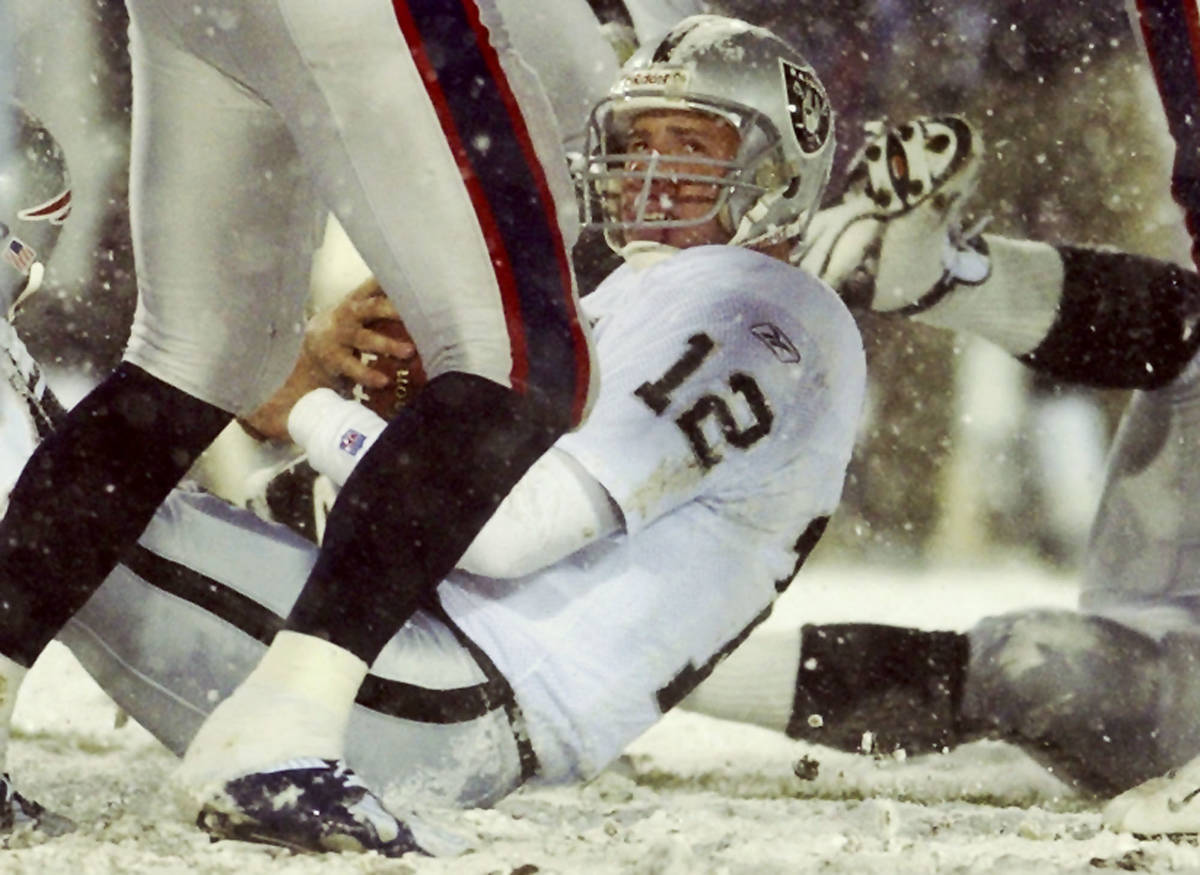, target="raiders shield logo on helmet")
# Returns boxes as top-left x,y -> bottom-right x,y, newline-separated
781,60 -> 831,155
